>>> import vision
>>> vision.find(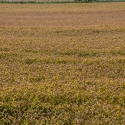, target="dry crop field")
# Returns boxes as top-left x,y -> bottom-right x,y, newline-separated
0,3 -> 125,125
